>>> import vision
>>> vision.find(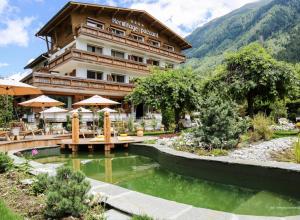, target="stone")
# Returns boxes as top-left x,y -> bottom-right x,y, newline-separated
105,209 -> 130,220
